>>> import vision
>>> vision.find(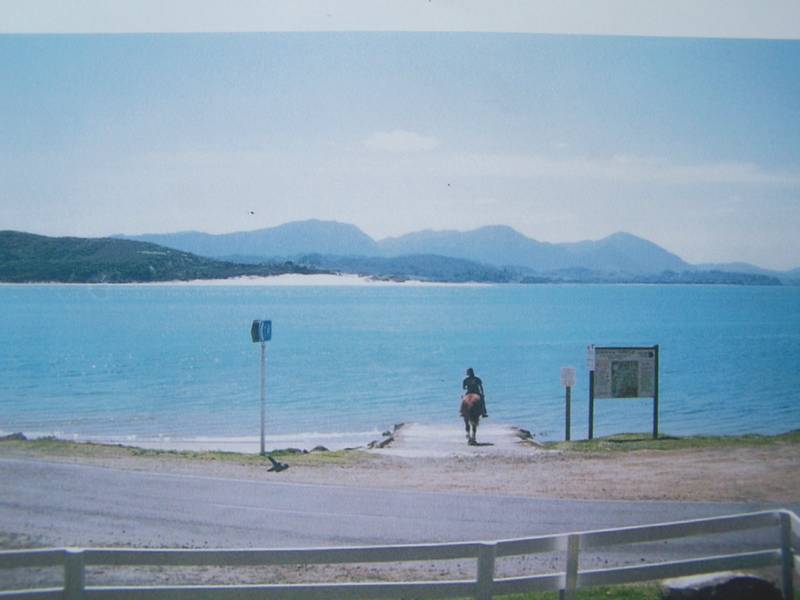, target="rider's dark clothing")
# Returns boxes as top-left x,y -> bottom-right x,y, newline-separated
462,375 -> 483,396
462,375 -> 488,416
